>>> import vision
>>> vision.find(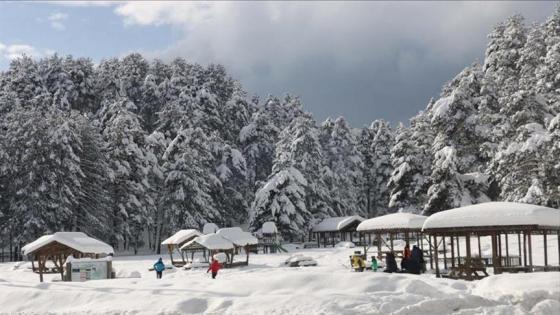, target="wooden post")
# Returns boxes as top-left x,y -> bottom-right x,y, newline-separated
442,236 -> 447,270
456,236 -> 461,265
434,235 -> 440,277
557,230 -> 560,268
477,235 -> 482,258
465,234 -> 471,261
168,245 -> 174,266
419,232 -> 424,251
427,235 -> 433,270
317,233 -> 320,248
523,233 -> 527,266
389,233 -> 394,253
367,233 -> 371,245
528,231 -> 533,270
543,231 -> 548,266
450,235 -> 455,268
38,255 -> 44,282
377,234 -> 382,260
498,234 -> 502,266
491,233 -> 500,274
517,232 -> 522,266
505,234 -> 510,267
